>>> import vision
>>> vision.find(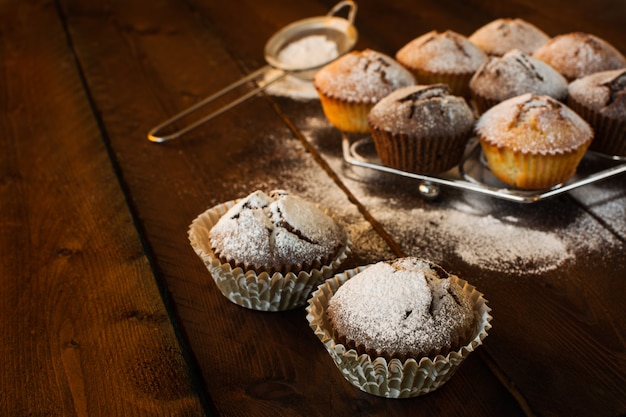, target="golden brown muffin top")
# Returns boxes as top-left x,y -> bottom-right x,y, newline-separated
396,30 -> 487,74
313,49 -> 415,103
476,93 -> 593,154
533,32 -> 626,81
327,257 -> 475,359
469,18 -> 550,56
368,84 -> 475,136
568,69 -> 626,119
469,49 -> 568,101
